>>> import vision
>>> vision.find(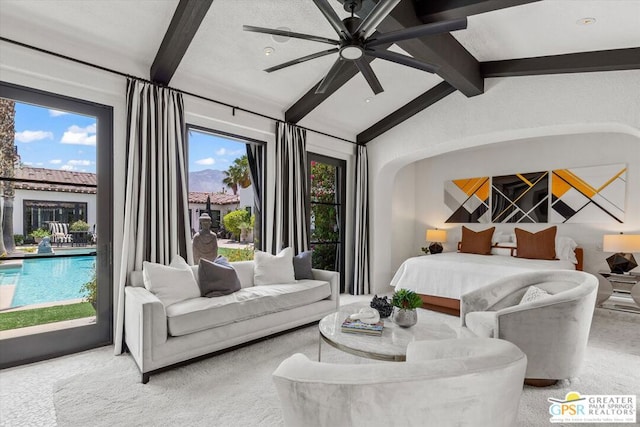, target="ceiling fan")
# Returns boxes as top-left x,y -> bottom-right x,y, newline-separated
243,0 -> 467,95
